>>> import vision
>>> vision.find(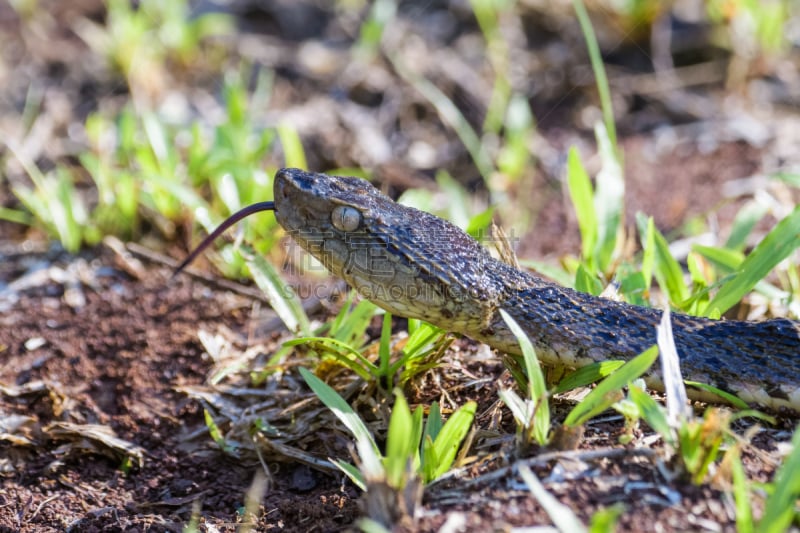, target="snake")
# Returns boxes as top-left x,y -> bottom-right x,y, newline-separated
176,168 -> 800,414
